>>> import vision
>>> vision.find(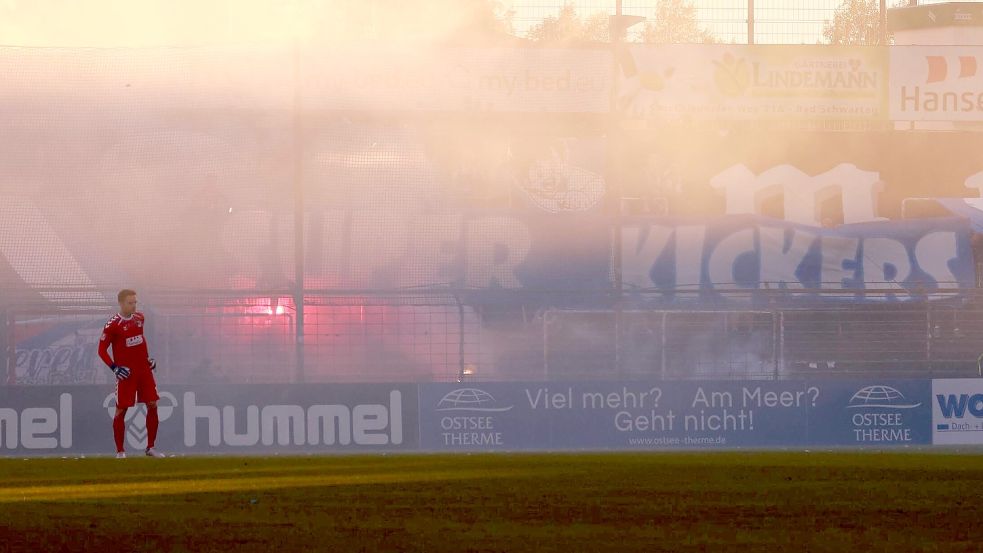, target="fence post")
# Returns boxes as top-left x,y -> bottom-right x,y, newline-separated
614,304 -> 623,378
455,294 -> 466,382
926,304 -> 933,375
772,311 -> 780,379
542,310 -> 552,381
777,311 -> 785,379
2,309 -> 14,386
660,311 -> 668,380
0,308 -> 7,385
